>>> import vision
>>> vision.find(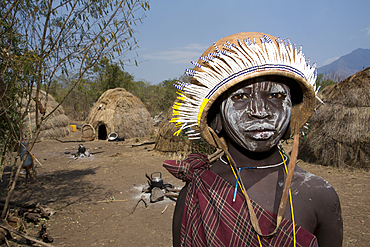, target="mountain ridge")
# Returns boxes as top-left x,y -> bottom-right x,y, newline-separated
318,48 -> 370,77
